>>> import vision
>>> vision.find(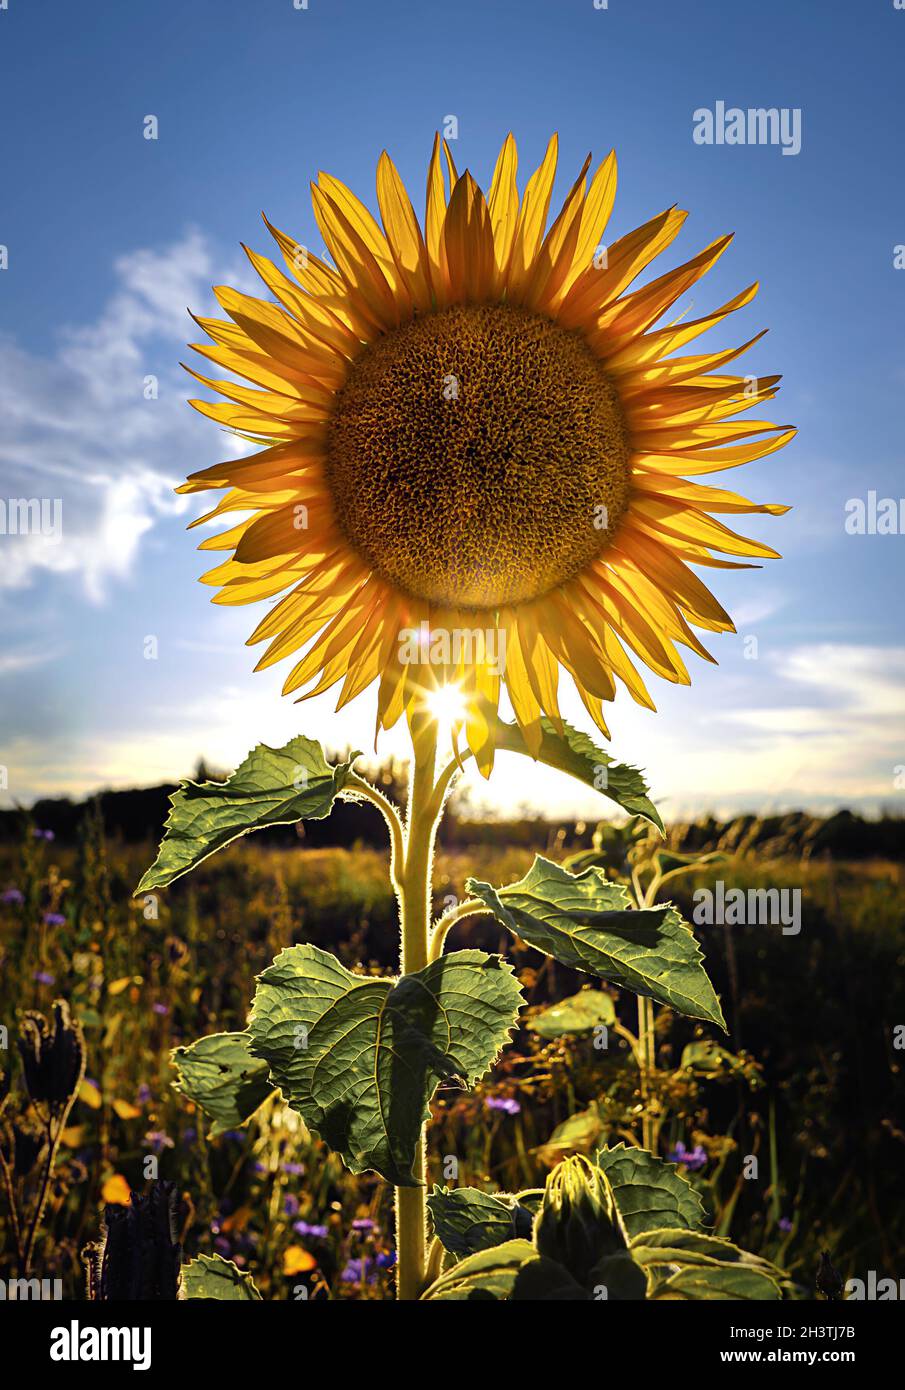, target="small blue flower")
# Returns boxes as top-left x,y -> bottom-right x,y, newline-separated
486,1096 -> 521,1116
33,970 -> 56,986
667,1141 -> 708,1172
42,912 -> 66,927
144,1130 -> 174,1155
294,1220 -> 329,1239
778,1216 -> 793,1233
1,888 -> 24,906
